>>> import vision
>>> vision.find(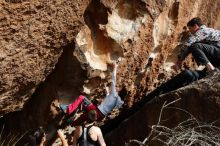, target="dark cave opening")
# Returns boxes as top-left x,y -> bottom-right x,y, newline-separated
0,42 -> 88,145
